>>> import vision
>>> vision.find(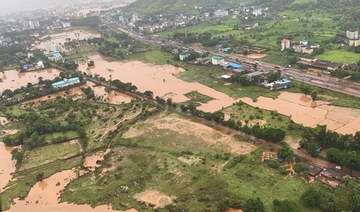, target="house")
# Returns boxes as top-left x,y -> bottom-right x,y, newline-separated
211,56 -> 225,65
297,162 -> 323,176
35,61 -> 45,69
346,30 -> 359,40
319,169 -> 343,187
47,51 -> 64,63
221,75 -> 231,79
179,52 -> 190,61
62,22 -> 71,28
222,47 -> 232,53
214,9 -> 229,18
264,79 -> 293,90
299,39 -> 309,46
281,38 -> 291,51
252,7 -> 262,16
52,77 -> 80,88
